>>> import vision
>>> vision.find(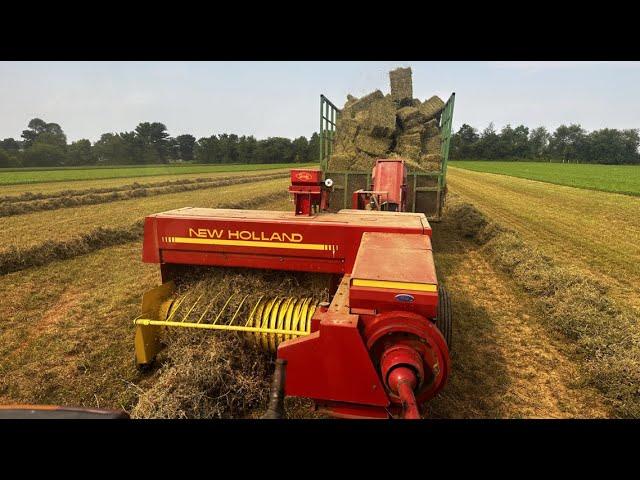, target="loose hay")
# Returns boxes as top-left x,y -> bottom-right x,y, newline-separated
447,198 -> 640,418
131,267 -> 330,419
